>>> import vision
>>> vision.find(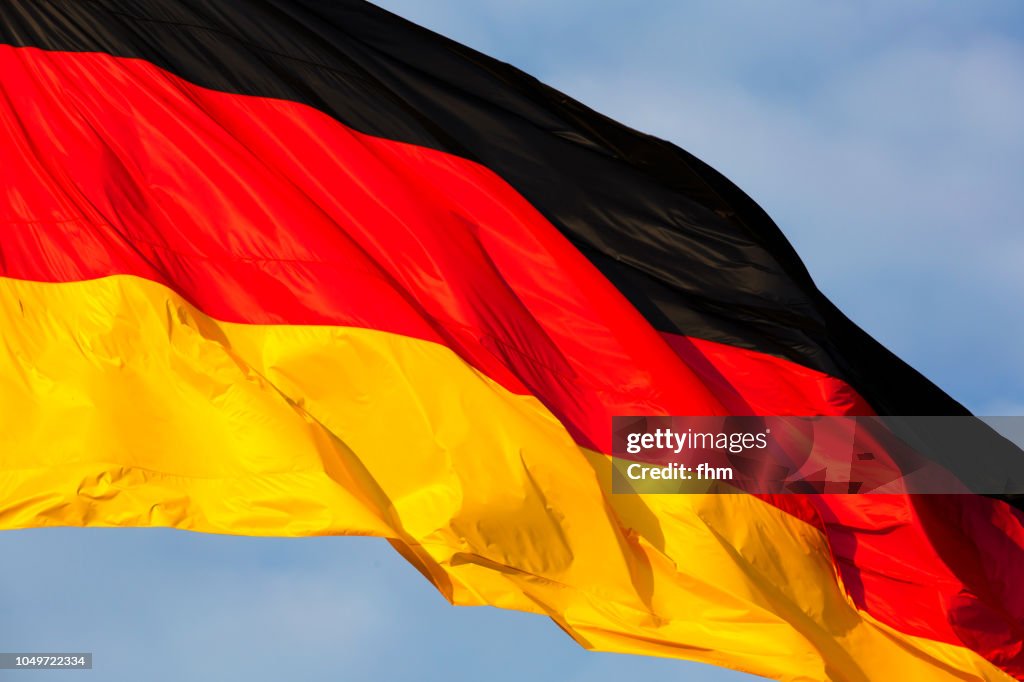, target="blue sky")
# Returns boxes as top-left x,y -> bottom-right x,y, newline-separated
2,2 -> 1023,680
